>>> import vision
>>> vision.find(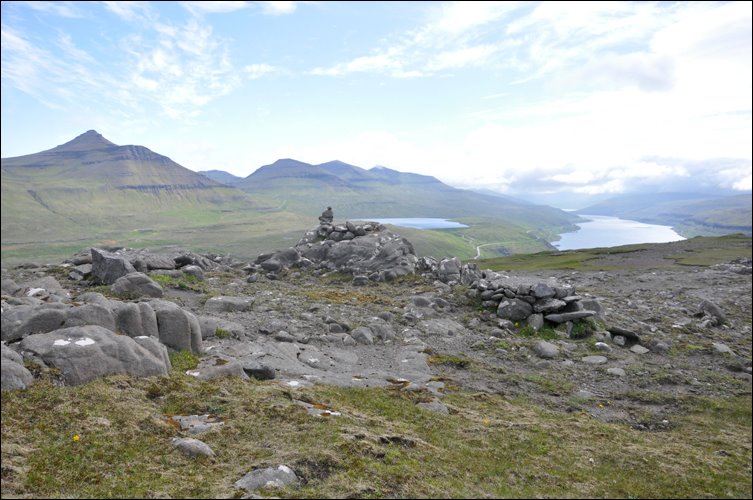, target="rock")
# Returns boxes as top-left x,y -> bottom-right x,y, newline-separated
367,319 -> 396,341
497,299 -> 533,321
699,299 -> 727,325
612,335 -> 626,347
352,275 -> 370,286
112,302 -> 159,338
204,296 -> 255,313
168,415 -> 224,434
607,367 -> 626,377
181,265 -> 204,281
531,282 -> 556,299
533,298 -> 567,314
712,342 -> 735,355
630,345 -> 650,354
18,325 -> 170,386
527,313 -> 545,331
170,437 -> 215,458
351,326 -> 374,345
1,278 -> 22,296
64,303 -> 116,331
544,311 -> 595,323
111,272 -> 163,298
197,316 -> 246,340
533,341 -> 559,359
150,300 -> 203,354
437,258 -> 461,284
69,264 -> 92,281
417,399 -> 450,414
235,465 -> 299,492
1,305 -> 68,342
581,355 -> 608,365
1,343 -> 34,391
417,318 -> 468,337
91,248 -> 137,285
607,326 -> 641,341
594,342 -> 612,353
174,252 -> 214,270
241,360 -> 276,380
